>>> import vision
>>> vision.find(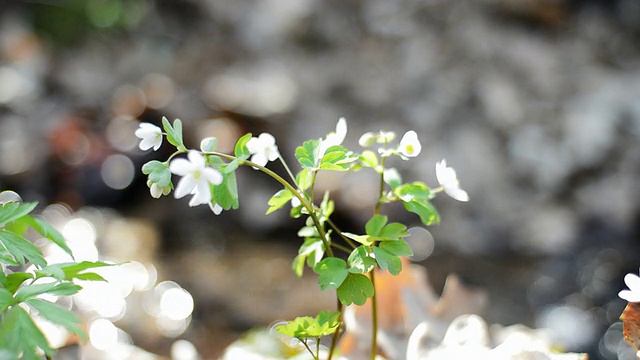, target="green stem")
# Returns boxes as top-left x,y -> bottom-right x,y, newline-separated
300,338 -> 318,360
278,154 -> 298,184
330,242 -> 352,254
326,218 -> 358,250
369,156 -> 386,360
327,300 -> 343,360
207,151 -> 335,258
